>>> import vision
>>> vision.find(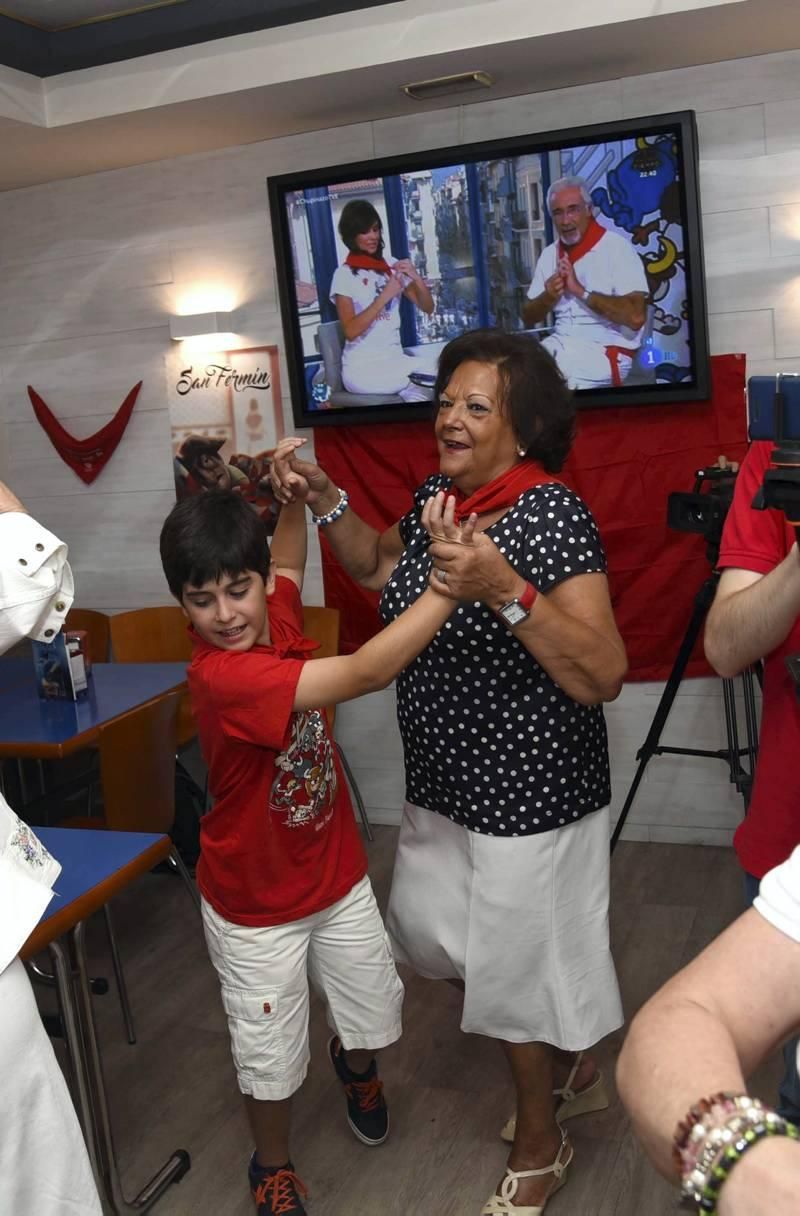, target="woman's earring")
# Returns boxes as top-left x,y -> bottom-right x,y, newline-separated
517,445 -> 526,458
